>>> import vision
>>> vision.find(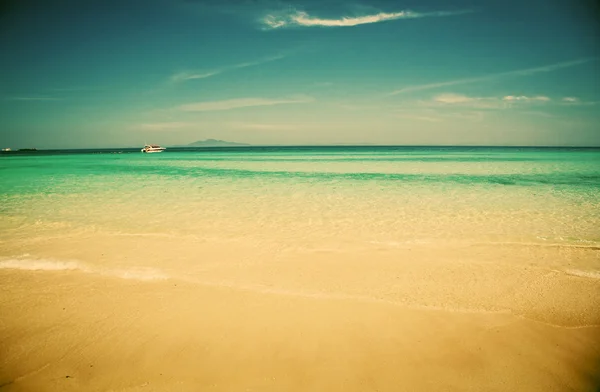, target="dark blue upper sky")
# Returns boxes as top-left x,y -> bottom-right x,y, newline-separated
0,0 -> 598,147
